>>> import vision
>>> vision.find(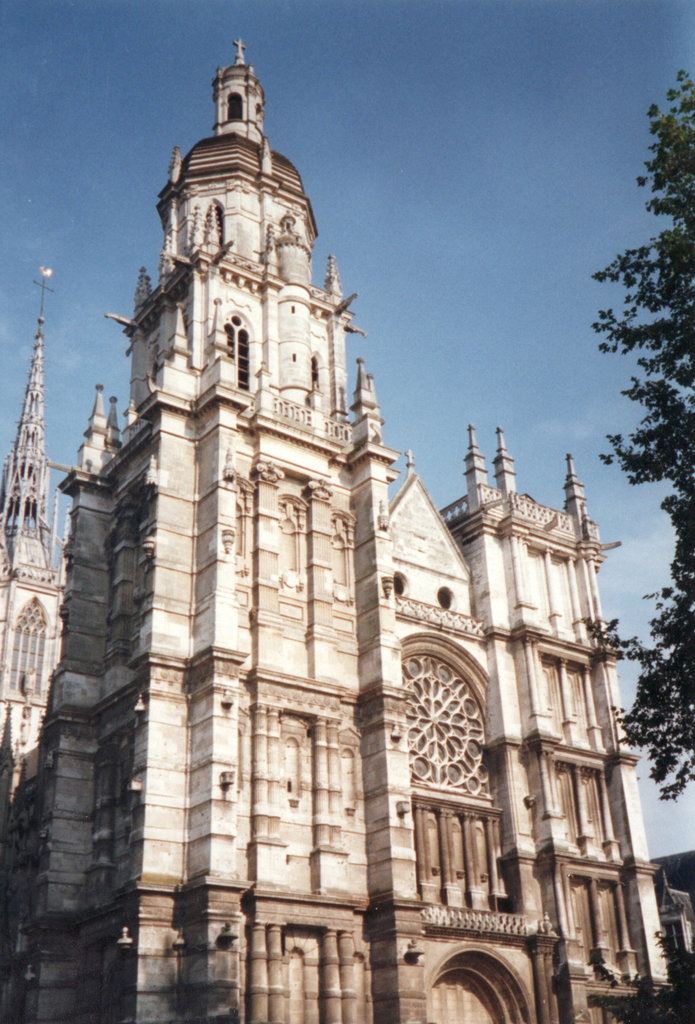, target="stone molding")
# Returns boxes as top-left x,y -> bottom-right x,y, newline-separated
395,595 -> 485,638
